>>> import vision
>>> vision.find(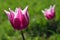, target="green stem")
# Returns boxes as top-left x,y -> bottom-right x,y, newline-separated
21,31 -> 25,40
